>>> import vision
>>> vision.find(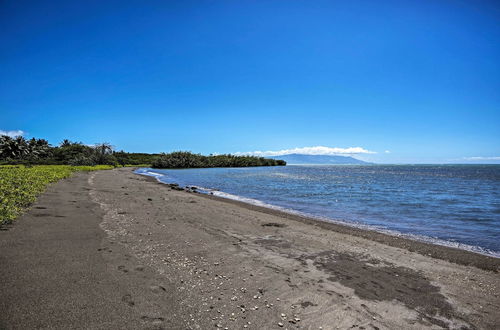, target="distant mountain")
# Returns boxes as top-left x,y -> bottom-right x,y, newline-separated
270,154 -> 370,165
